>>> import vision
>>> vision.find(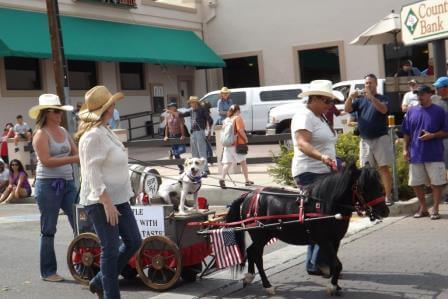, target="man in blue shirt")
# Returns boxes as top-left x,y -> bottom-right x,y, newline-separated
345,73 -> 393,205
216,87 -> 233,125
401,85 -> 448,220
